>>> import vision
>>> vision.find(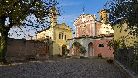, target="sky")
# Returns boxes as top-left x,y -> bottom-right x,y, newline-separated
57,0 -> 108,30
9,0 -> 108,39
